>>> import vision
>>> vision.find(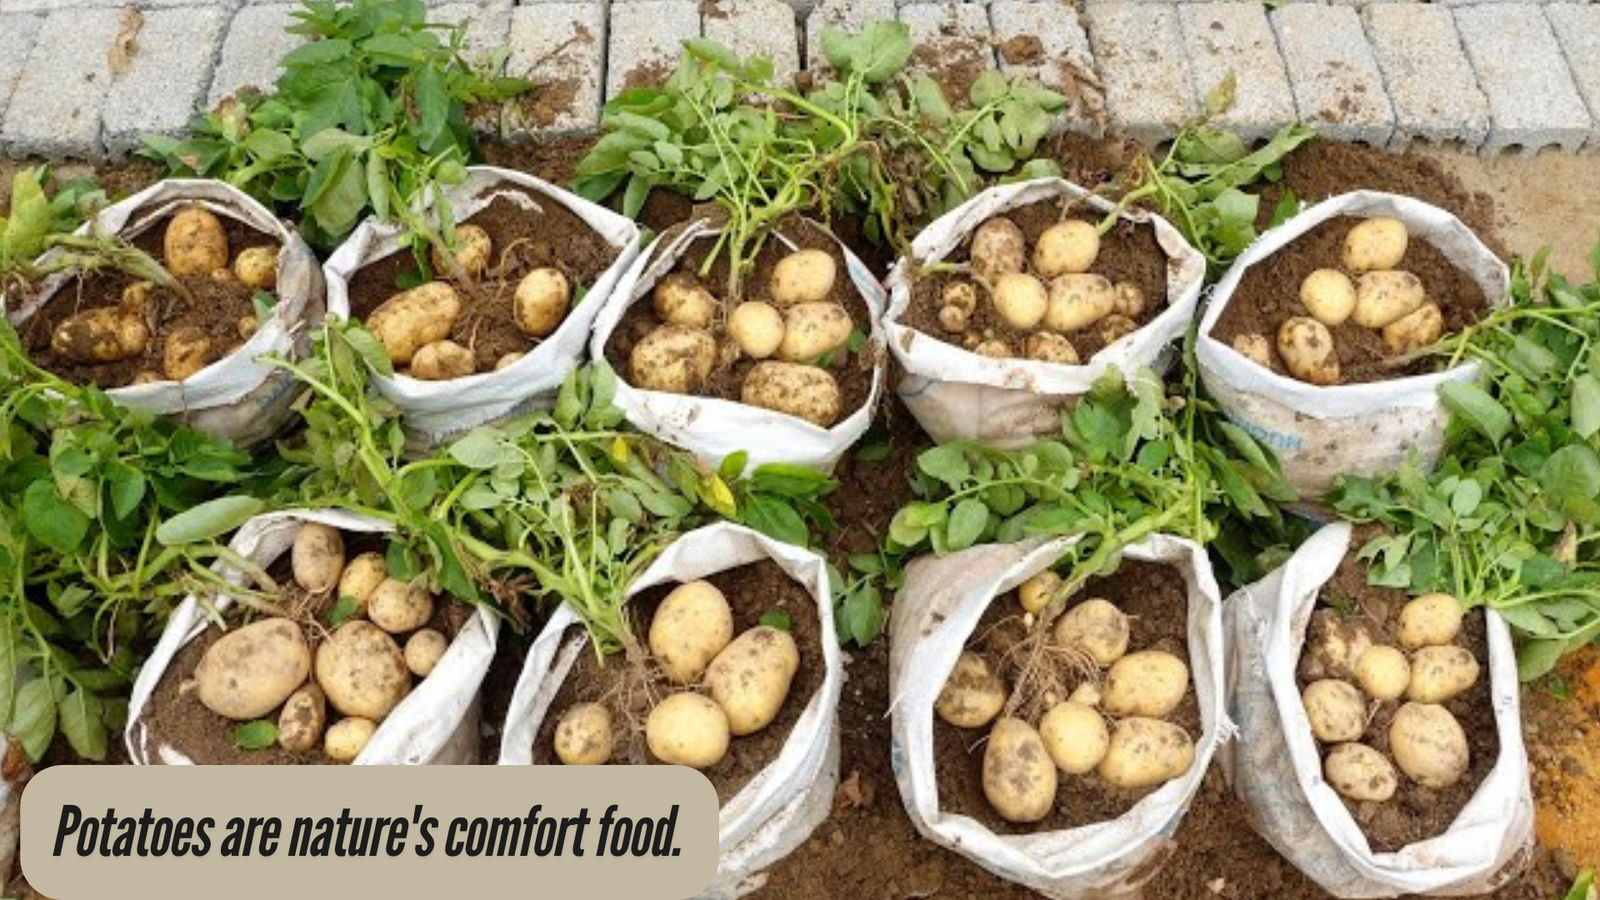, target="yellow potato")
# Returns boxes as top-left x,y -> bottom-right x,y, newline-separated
430,224 -> 492,281
1112,282 -> 1146,319
164,207 -> 230,276
646,692 -> 729,769
969,218 -> 1027,283
1033,220 -> 1099,277
1406,645 -> 1480,704
1103,649 -> 1188,717
315,620 -> 411,721
403,629 -> 449,677
367,282 -> 461,366
410,339 -> 475,380
1044,274 -> 1115,333
1039,701 -> 1109,775
1324,742 -> 1398,802
943,281 -> 979,315
495,352 -> 524,371
934,651 -> 1007,729
649,580 -> 734,685
195,618 -> 312,720
1301,679 -> 1366,743
337,552 -> 388,617
938,304 -> 969,334
1053,599 -> 1130,667
1354,645 -> 1411,701
1383,302 -> 1443,355
982,717 -> 1057,823
1096,313 -> 1139,346
741,362 -> 842,427
653,273 -> 719,330
1342,217 -> 1409,273
728,301 -> 785,359
1352,270 -> 1426,329
1069,681 -> 1101,708
237,315 -> 259,341
1098,717 -> 1195,789
367,578 -> 434,635
1301,611 -> 1375,682
51,307 -> 149,364
974,339 -> 1011,359
777,302 -> 852,363
554,702 -> 613,765
121,281 -> 155,314
769,249 -> 837,307
705,625 -> 800,735
1023,332 -> 1079,365
131,371 -> 163,385
162,325 -> 214,382
1398,593 -> 1463,649
1389,702 -> 1468,788
1300,268 -> 1357,327
324,717 -> 377,763
1232,332 -> 1275,370
292,523 -> 345,594
514,268 -> 571,338
233,246 -> 279,290
277,684 -> 327,753
631,325 -> 717,394
991,272 -> 1049,330
1018,570 -> 1062,615
1277,317 -> 1340,386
